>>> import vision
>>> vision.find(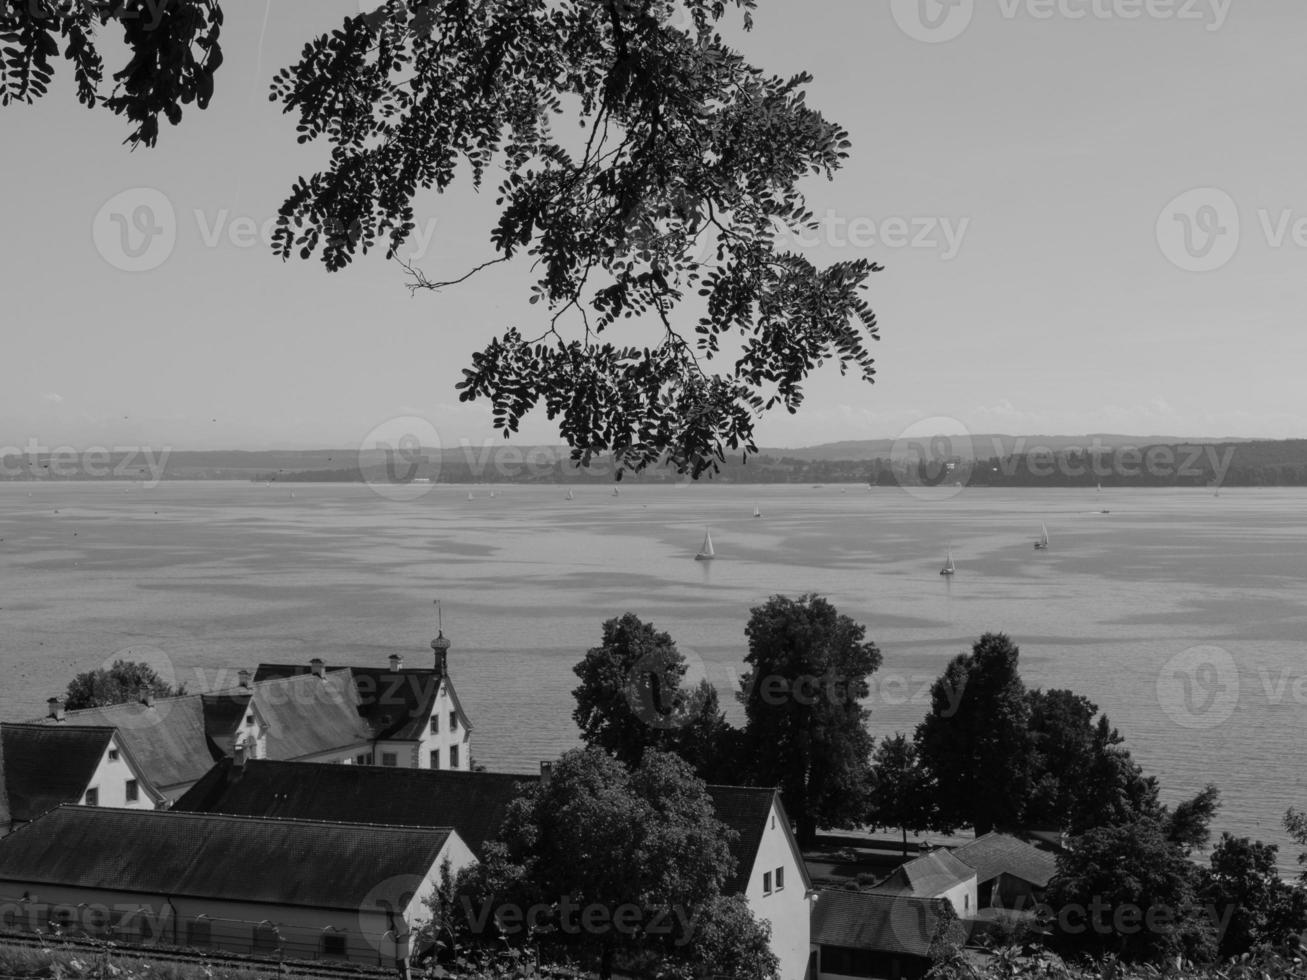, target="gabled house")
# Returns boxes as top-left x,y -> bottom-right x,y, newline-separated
810,889 -> 964,980
869,849 -> 977,920
950,832 -> 1056,911
0,805 -> 476,968
29,632 -> 473,799
0,723 -> 163,836
171,761 -> 814,979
